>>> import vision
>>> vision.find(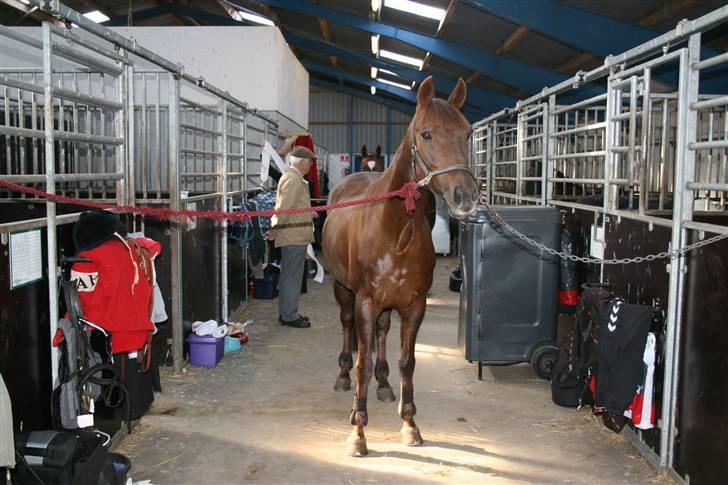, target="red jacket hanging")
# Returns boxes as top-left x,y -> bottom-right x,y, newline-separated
71,236 -> 159,353
292,134 -> 321,198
